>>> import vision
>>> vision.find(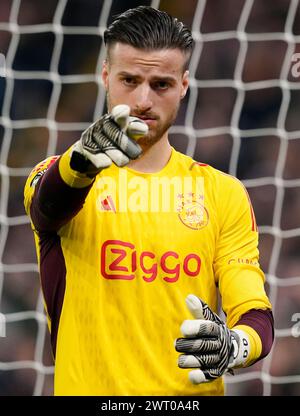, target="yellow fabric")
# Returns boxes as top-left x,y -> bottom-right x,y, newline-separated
24,148 -> 272,396
233,324 -> 262,366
